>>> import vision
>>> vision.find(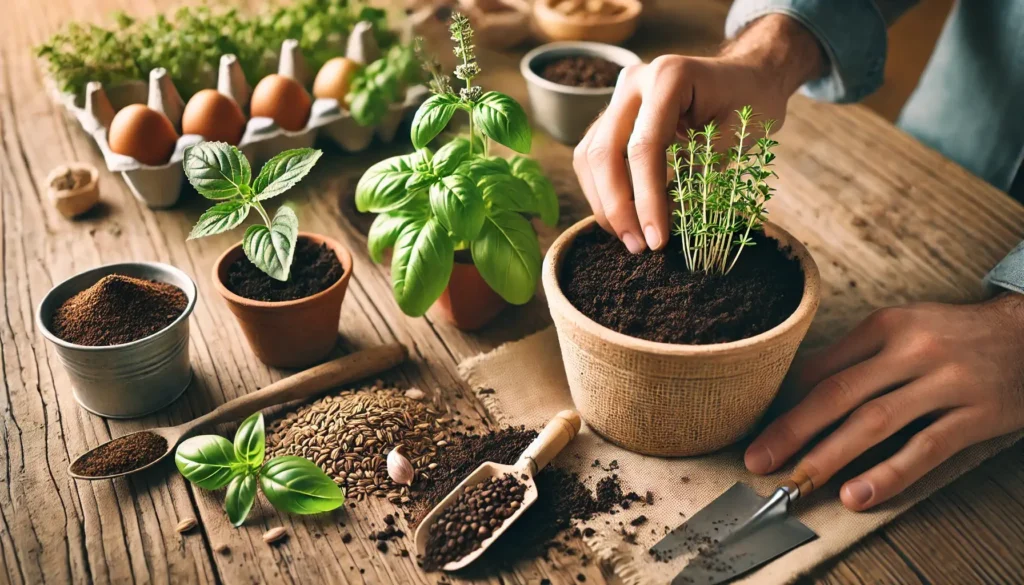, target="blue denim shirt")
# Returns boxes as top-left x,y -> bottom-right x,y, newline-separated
726,0 -> 1024,295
